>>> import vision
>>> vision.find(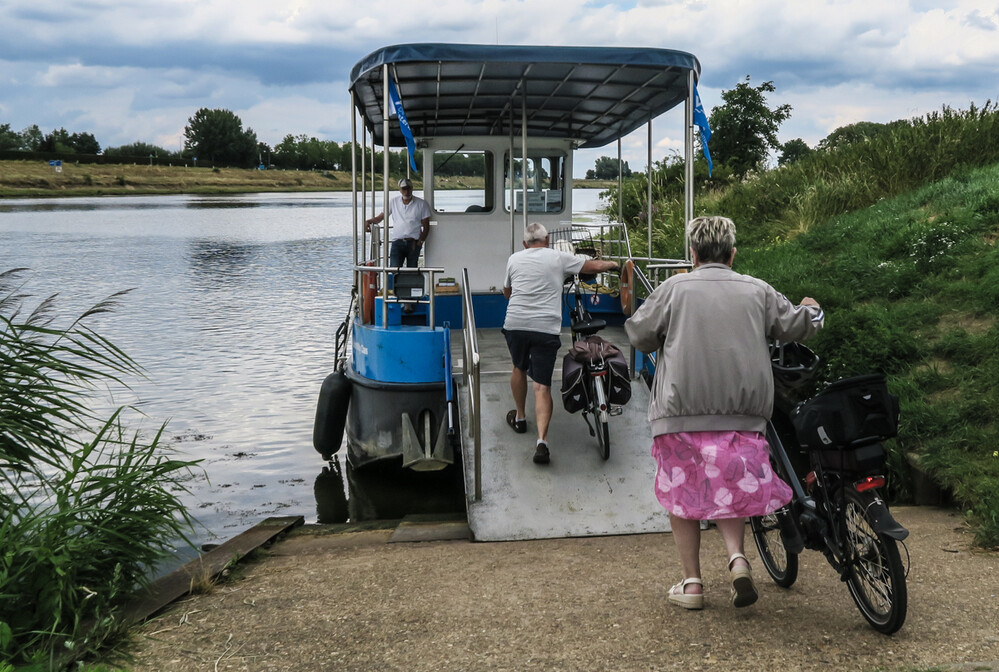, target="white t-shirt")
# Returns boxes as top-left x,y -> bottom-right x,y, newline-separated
503,246 -> 585,335
389,195 -> 431,241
